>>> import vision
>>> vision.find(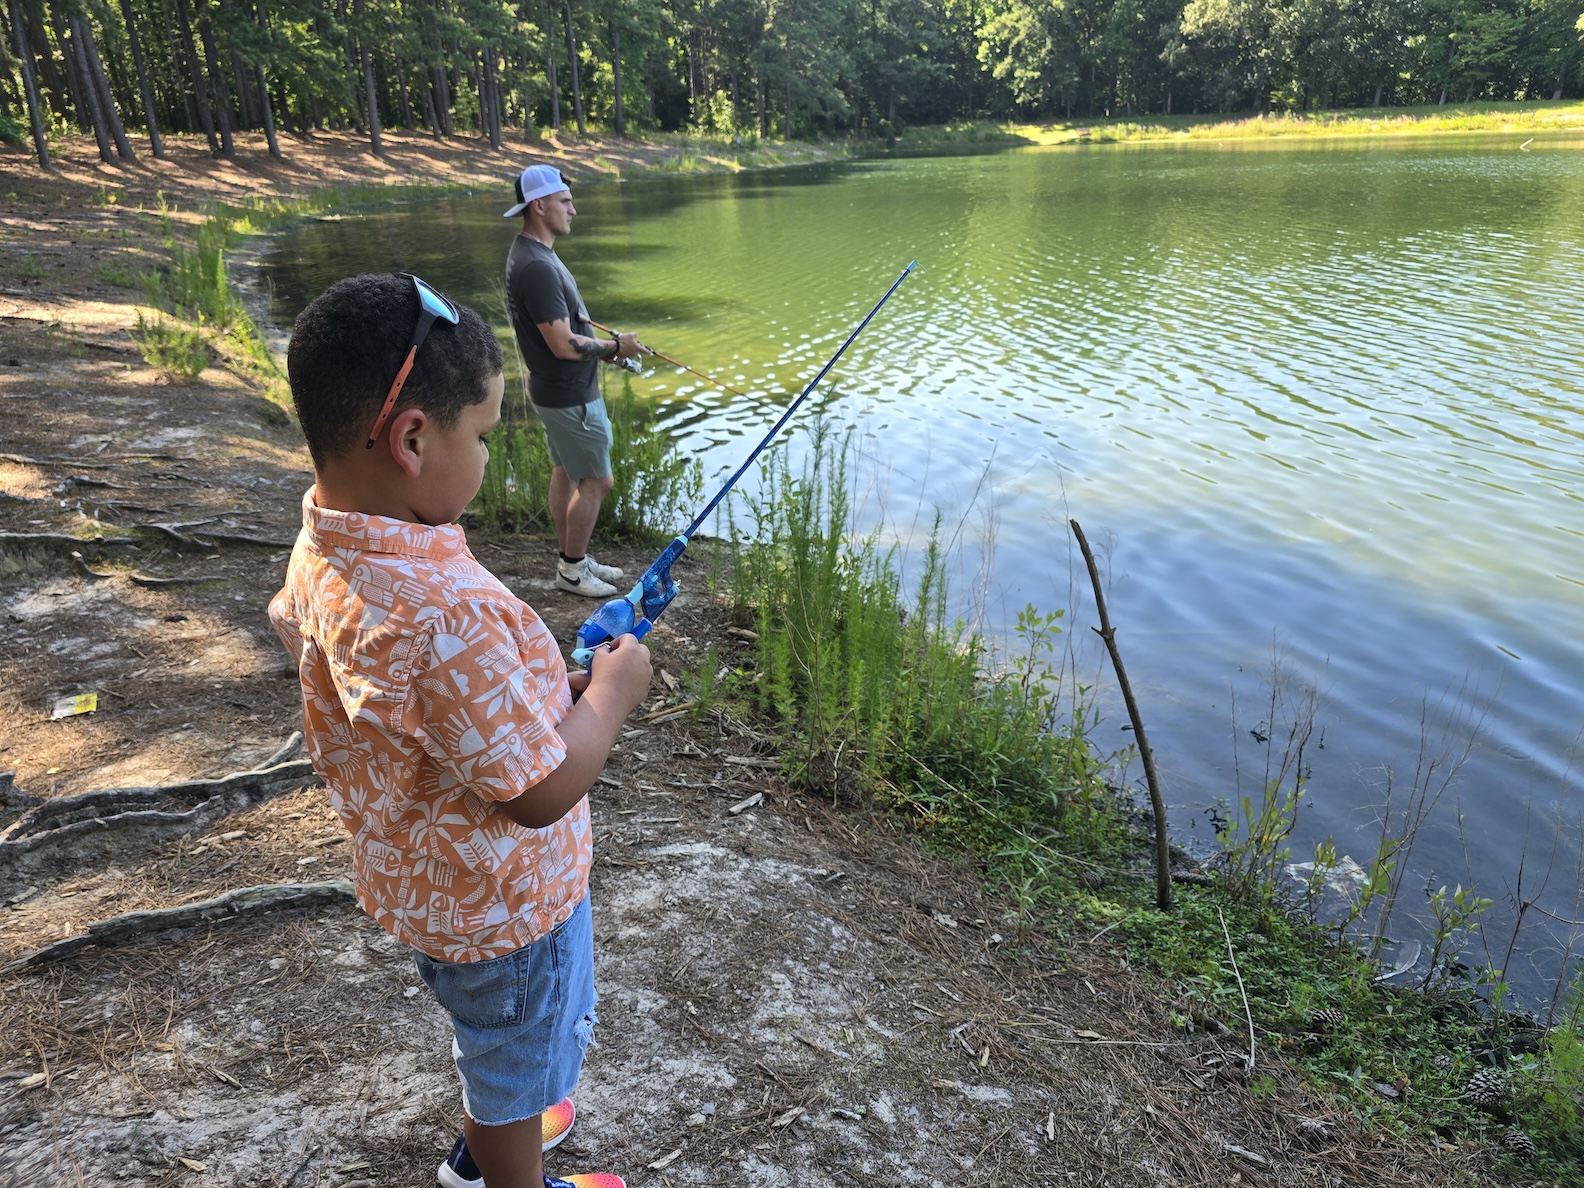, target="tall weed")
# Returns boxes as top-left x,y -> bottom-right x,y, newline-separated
131,310 -> 207,379
722,425 -> 1119,872
473,375 -> 702,543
